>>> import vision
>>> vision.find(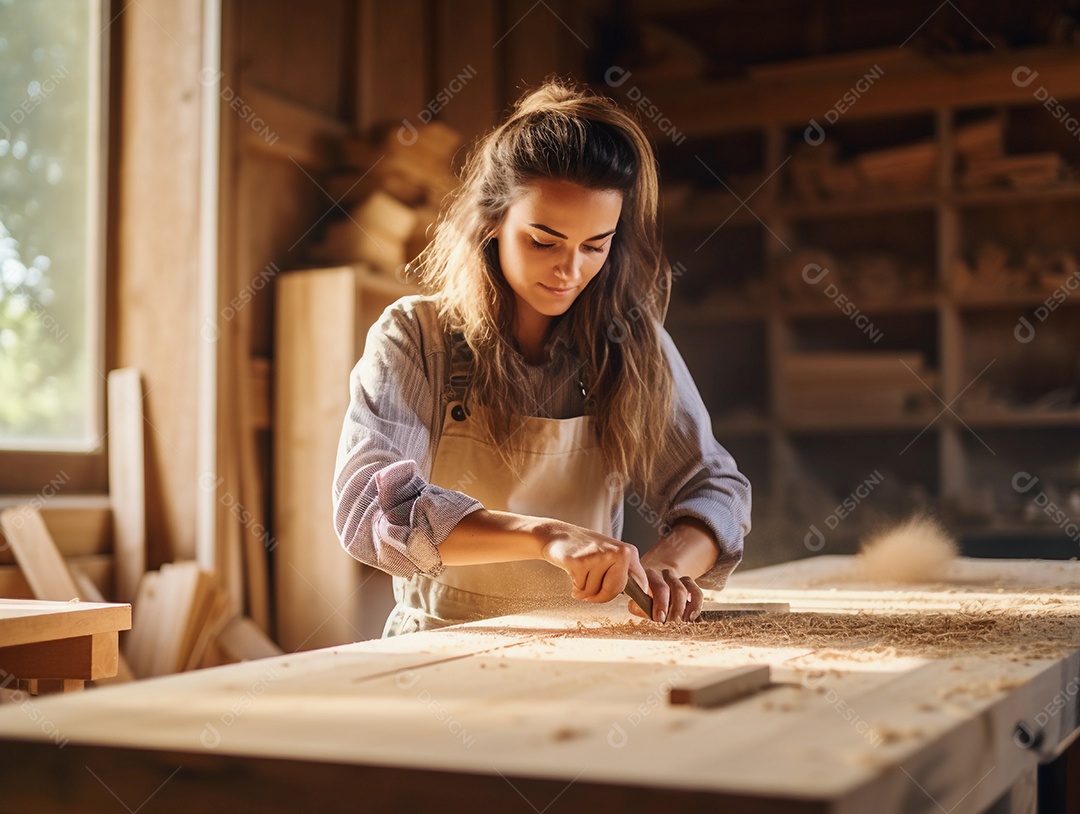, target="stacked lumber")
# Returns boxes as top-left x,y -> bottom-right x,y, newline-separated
780,352 -> 935,423
308,122 -> 463,274
788,138 -> 939,202
124,563 -> 234,677
955,115 -> 1070,190
951,242 -> 1080,296
775,247 -> 932,302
